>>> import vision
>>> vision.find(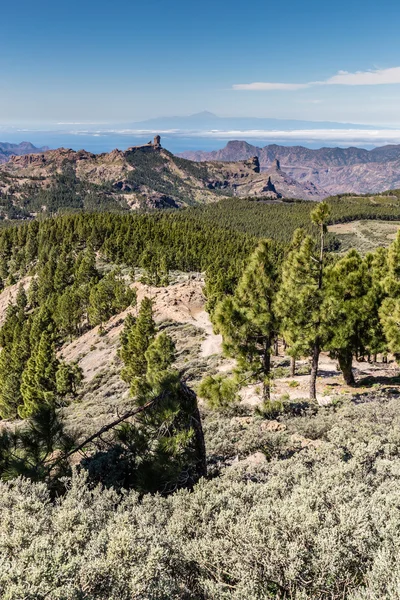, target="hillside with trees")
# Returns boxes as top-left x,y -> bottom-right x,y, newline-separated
0,200 -> 400,596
